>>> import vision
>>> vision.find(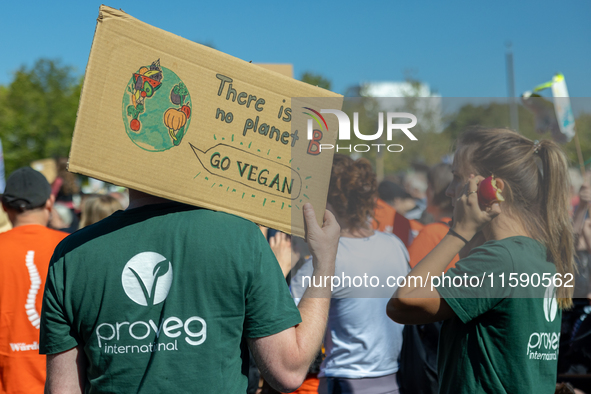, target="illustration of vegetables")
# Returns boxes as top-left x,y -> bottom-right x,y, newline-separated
170,82 -> 189,105
135,76 -> 144,91
128,59 -> 163,109
127,103 -> 145,132
125,59 -> 165,135
180,103 -> 191,119
130,119 -> 140,131
164,108 -> 187,141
